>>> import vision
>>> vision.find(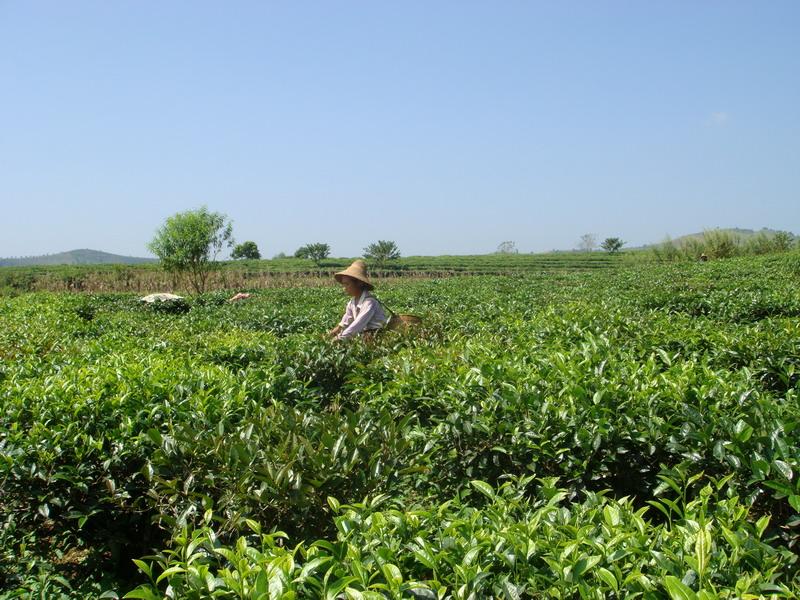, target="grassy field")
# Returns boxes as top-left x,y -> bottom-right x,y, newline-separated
0,252 -> 635,296
1,254 -> 799,598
